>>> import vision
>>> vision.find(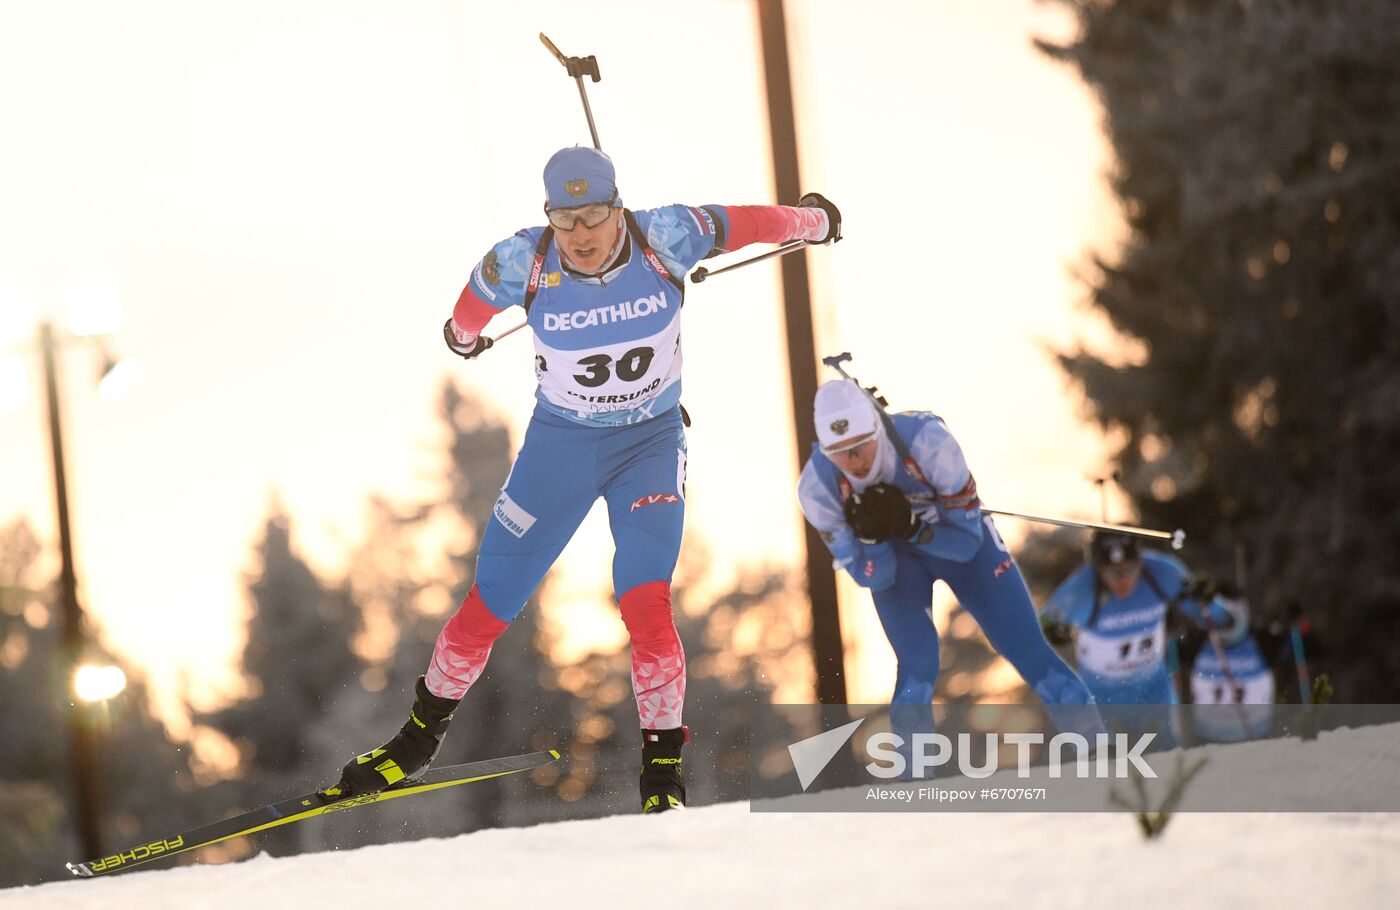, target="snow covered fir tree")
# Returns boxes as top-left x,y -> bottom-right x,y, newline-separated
1034,0 -> 1400,701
